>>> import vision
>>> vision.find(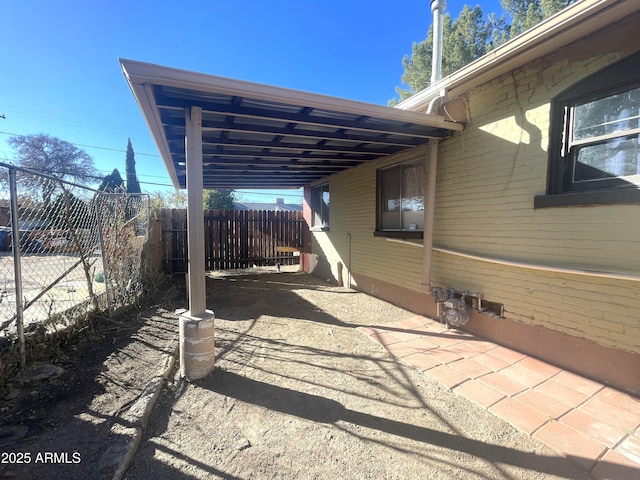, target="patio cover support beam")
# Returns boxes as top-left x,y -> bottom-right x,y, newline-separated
185,105 -> 206,316
422,139 -> 438,293
180,105 -> 215,380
